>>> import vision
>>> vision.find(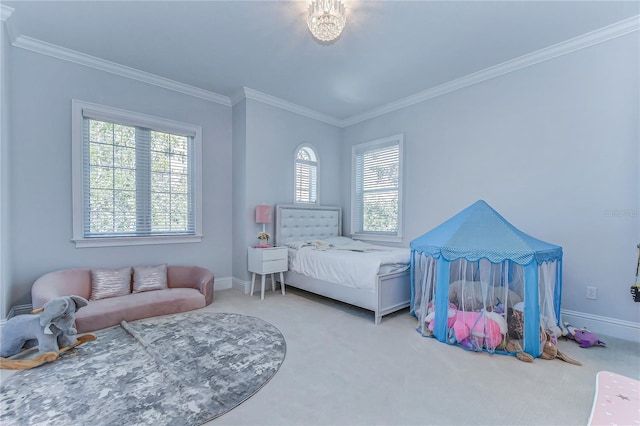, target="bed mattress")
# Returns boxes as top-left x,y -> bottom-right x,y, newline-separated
287,238 -> 410,291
